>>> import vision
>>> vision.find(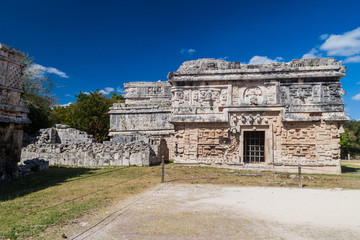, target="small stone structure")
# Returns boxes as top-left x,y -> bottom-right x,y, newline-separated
109,81 -> 173,161
21,125 -> 159,167
0,43 -> 30,179
110,58 -> 349,174
109,81 -> 173,136
18,158 -> 49,177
